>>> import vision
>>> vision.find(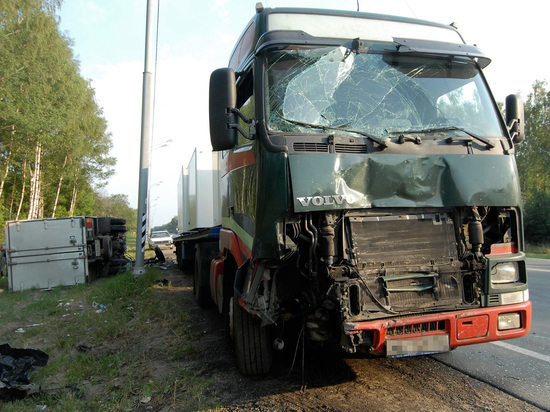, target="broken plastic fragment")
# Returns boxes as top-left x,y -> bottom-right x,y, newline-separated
0,344 -> 49,400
